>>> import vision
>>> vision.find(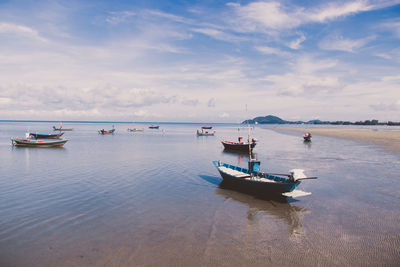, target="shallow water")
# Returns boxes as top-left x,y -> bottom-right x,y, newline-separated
0,122 -> 399,266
